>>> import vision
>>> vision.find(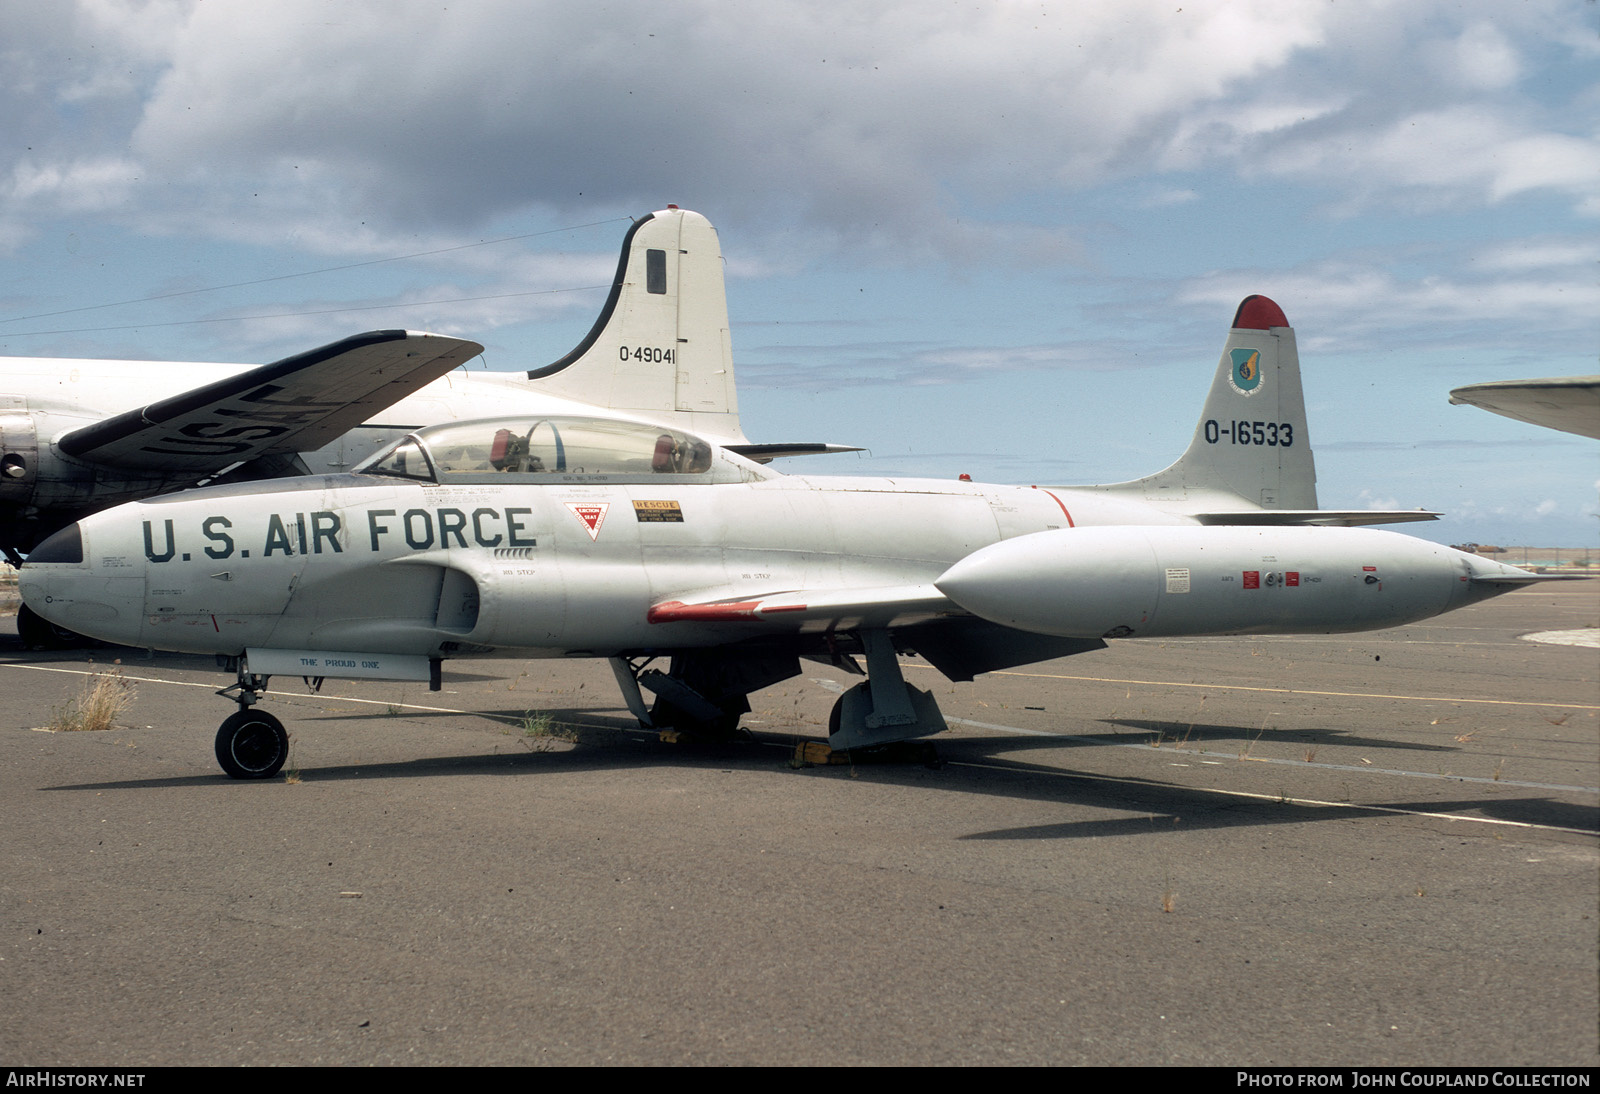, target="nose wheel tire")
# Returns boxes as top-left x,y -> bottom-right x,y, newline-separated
215,710 -> 289,780
16,604 -> 87,651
